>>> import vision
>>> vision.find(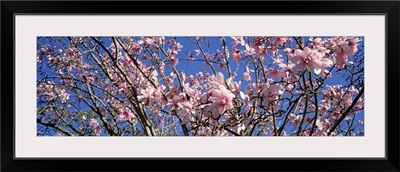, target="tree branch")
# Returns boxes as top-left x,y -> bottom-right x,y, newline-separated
328,86 -> 364,136
37,119 -> 75,136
